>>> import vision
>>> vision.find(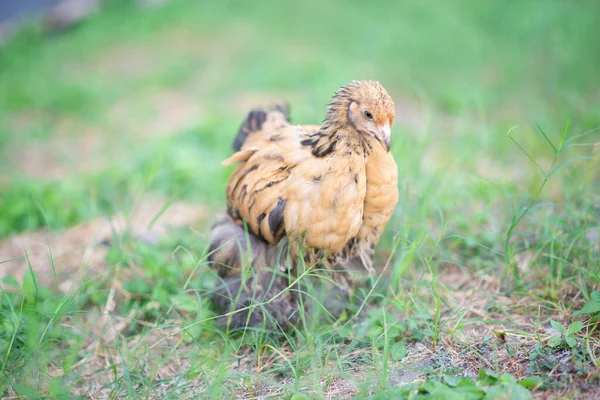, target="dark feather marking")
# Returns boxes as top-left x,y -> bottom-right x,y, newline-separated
268,198 -> 287,237
254,178 -> 286,194
360,141 -> 366,154
241,163 -> 259,176
257,212 -> 266,224
308,131 -> 328,139
232,103 -> 290,151
313,175 -> 322,182
277,165 -> 294,173
233,110 -> 267,151
354,174 -> 358,184
313,140 -> 336,157
256,212 -> 267,237
300,139 -> 315,147
230,164 -> 259,195
227,203 -> 241,220
358,136 -> 373,156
